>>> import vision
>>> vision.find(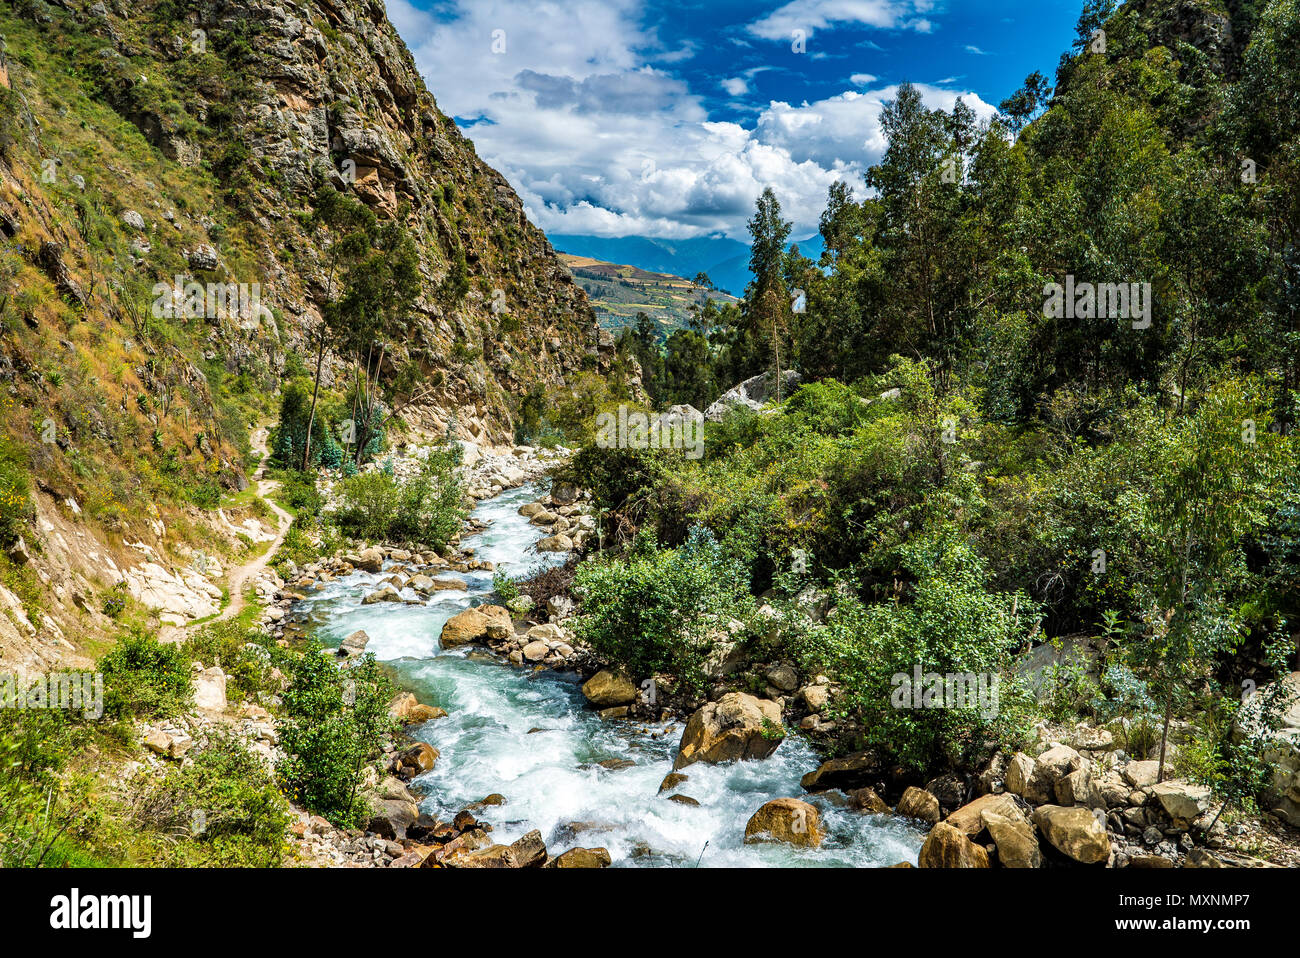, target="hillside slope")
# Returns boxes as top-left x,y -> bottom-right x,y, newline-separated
0,0 -> 611,670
